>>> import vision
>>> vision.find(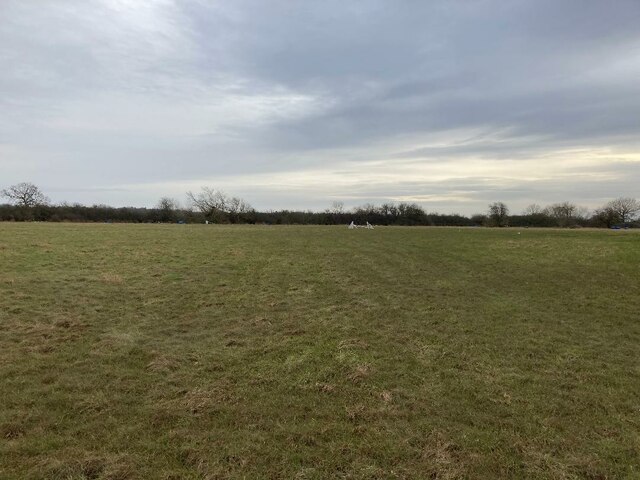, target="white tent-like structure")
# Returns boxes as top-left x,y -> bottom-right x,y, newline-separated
348,221 -> 374,229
